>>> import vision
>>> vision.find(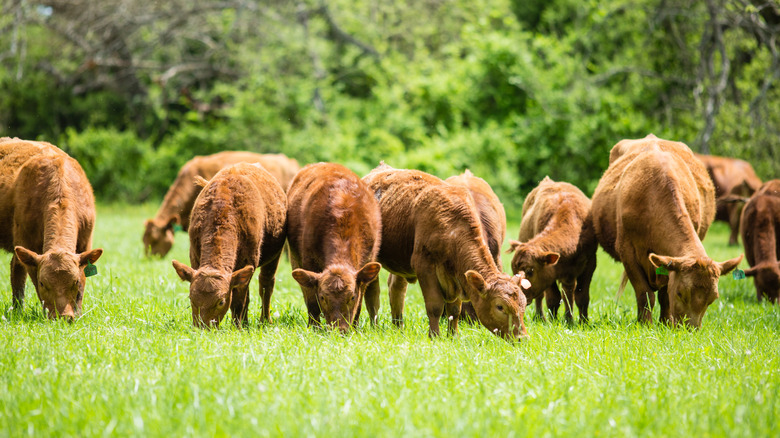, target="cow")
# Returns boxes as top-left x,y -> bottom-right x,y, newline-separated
695,153 -> 762,246
144,151 -> 299,257
0,137 -> 103,320
740,179 -> 780,304
287,162 -> 382,332
171,162 -> 287,328
445,169 -> 507,323
362,164 -> 528,340
507,176 -> 597,323
592,134 -> 742,328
